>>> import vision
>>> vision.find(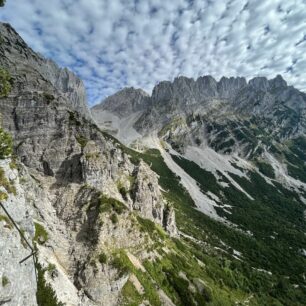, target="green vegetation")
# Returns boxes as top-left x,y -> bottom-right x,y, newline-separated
121,279 -> 143,305
0,128 -> 13,159
118,186 -> 127,199
96,194 -> 126,215
171,153 -> 306,303
0,166 -> 16,200
75,135 -> 88,148
2,275 -> 9,287
9,159 -> 18,170
0,0 -> 6,8
110,213 -> 118,224
287,163 -> 306,183
143,249 -> 217,306
171,154 -> 221,196
85,152 -> 100,160
276,136 -> 306,183
36,262 -> 64,306
33,222 -> 48,244
0,67 -> 12,97
113,250 -> 161,306
0,214 -> 13,229
111,251 -> 131,279
98,252 -> 107,264
46,263 -> 56,275
256,160 -> 275,178
120,146 -> 306,305
0,190 -> 8,201
137,215 -> 166,240
137,215 -> 156,233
